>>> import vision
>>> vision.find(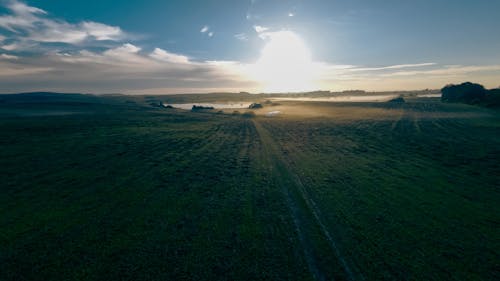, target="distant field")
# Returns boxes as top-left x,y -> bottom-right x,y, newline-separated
0,93 -> 499,280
